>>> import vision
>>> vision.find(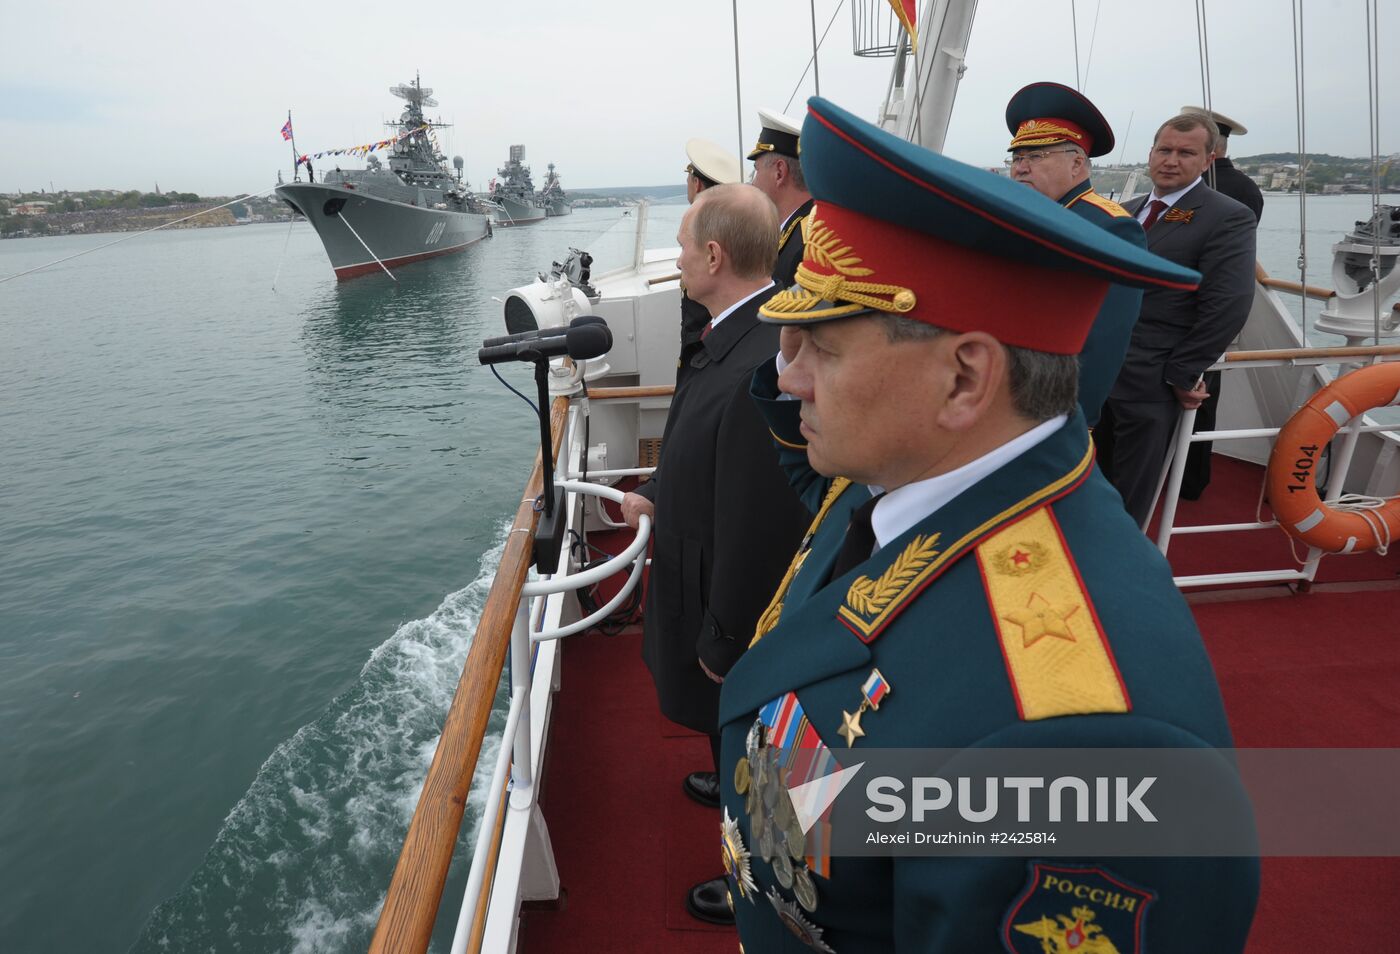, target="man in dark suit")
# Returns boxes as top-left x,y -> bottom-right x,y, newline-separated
621,183 -> 809,925
749,108 -> 814,288
679,138 -> 743,356
1097,112 -> 1257,526
1004,82 -> 1147,426
1179,107 -> 1264,499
